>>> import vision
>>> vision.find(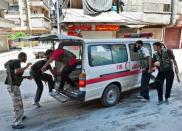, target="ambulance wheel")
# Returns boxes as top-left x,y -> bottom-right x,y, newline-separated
101,84 -> 120,107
